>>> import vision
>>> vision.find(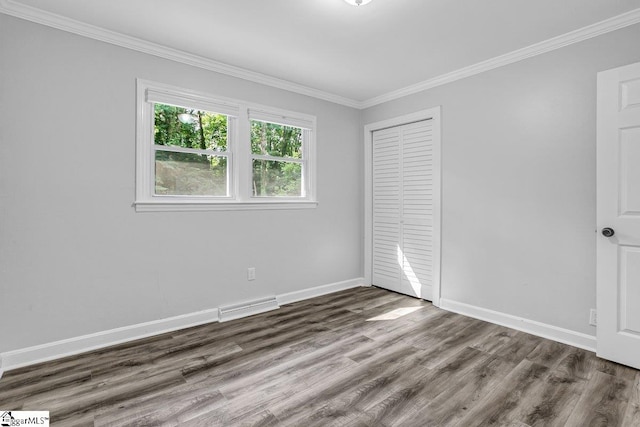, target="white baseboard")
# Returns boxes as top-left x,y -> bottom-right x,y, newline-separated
278,278 -> 367,305
439,298 -> 597,352
0,308 -> 221,372
219,296 -> 279,322
0,277 -> 366,372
